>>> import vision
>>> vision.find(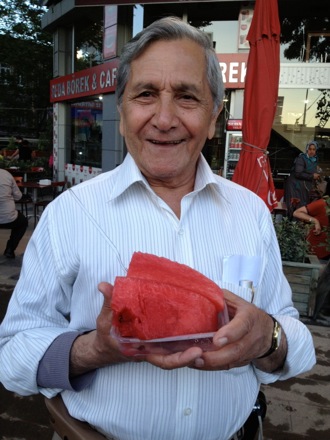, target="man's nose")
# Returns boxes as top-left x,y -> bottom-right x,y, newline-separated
152,97 -> 179,131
